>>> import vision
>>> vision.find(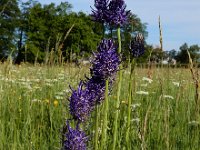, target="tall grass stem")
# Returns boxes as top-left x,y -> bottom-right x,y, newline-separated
112,27 -> 122,150
94,106 -> 99,150
126,59 -> 135,148
100,79 -> 109,149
